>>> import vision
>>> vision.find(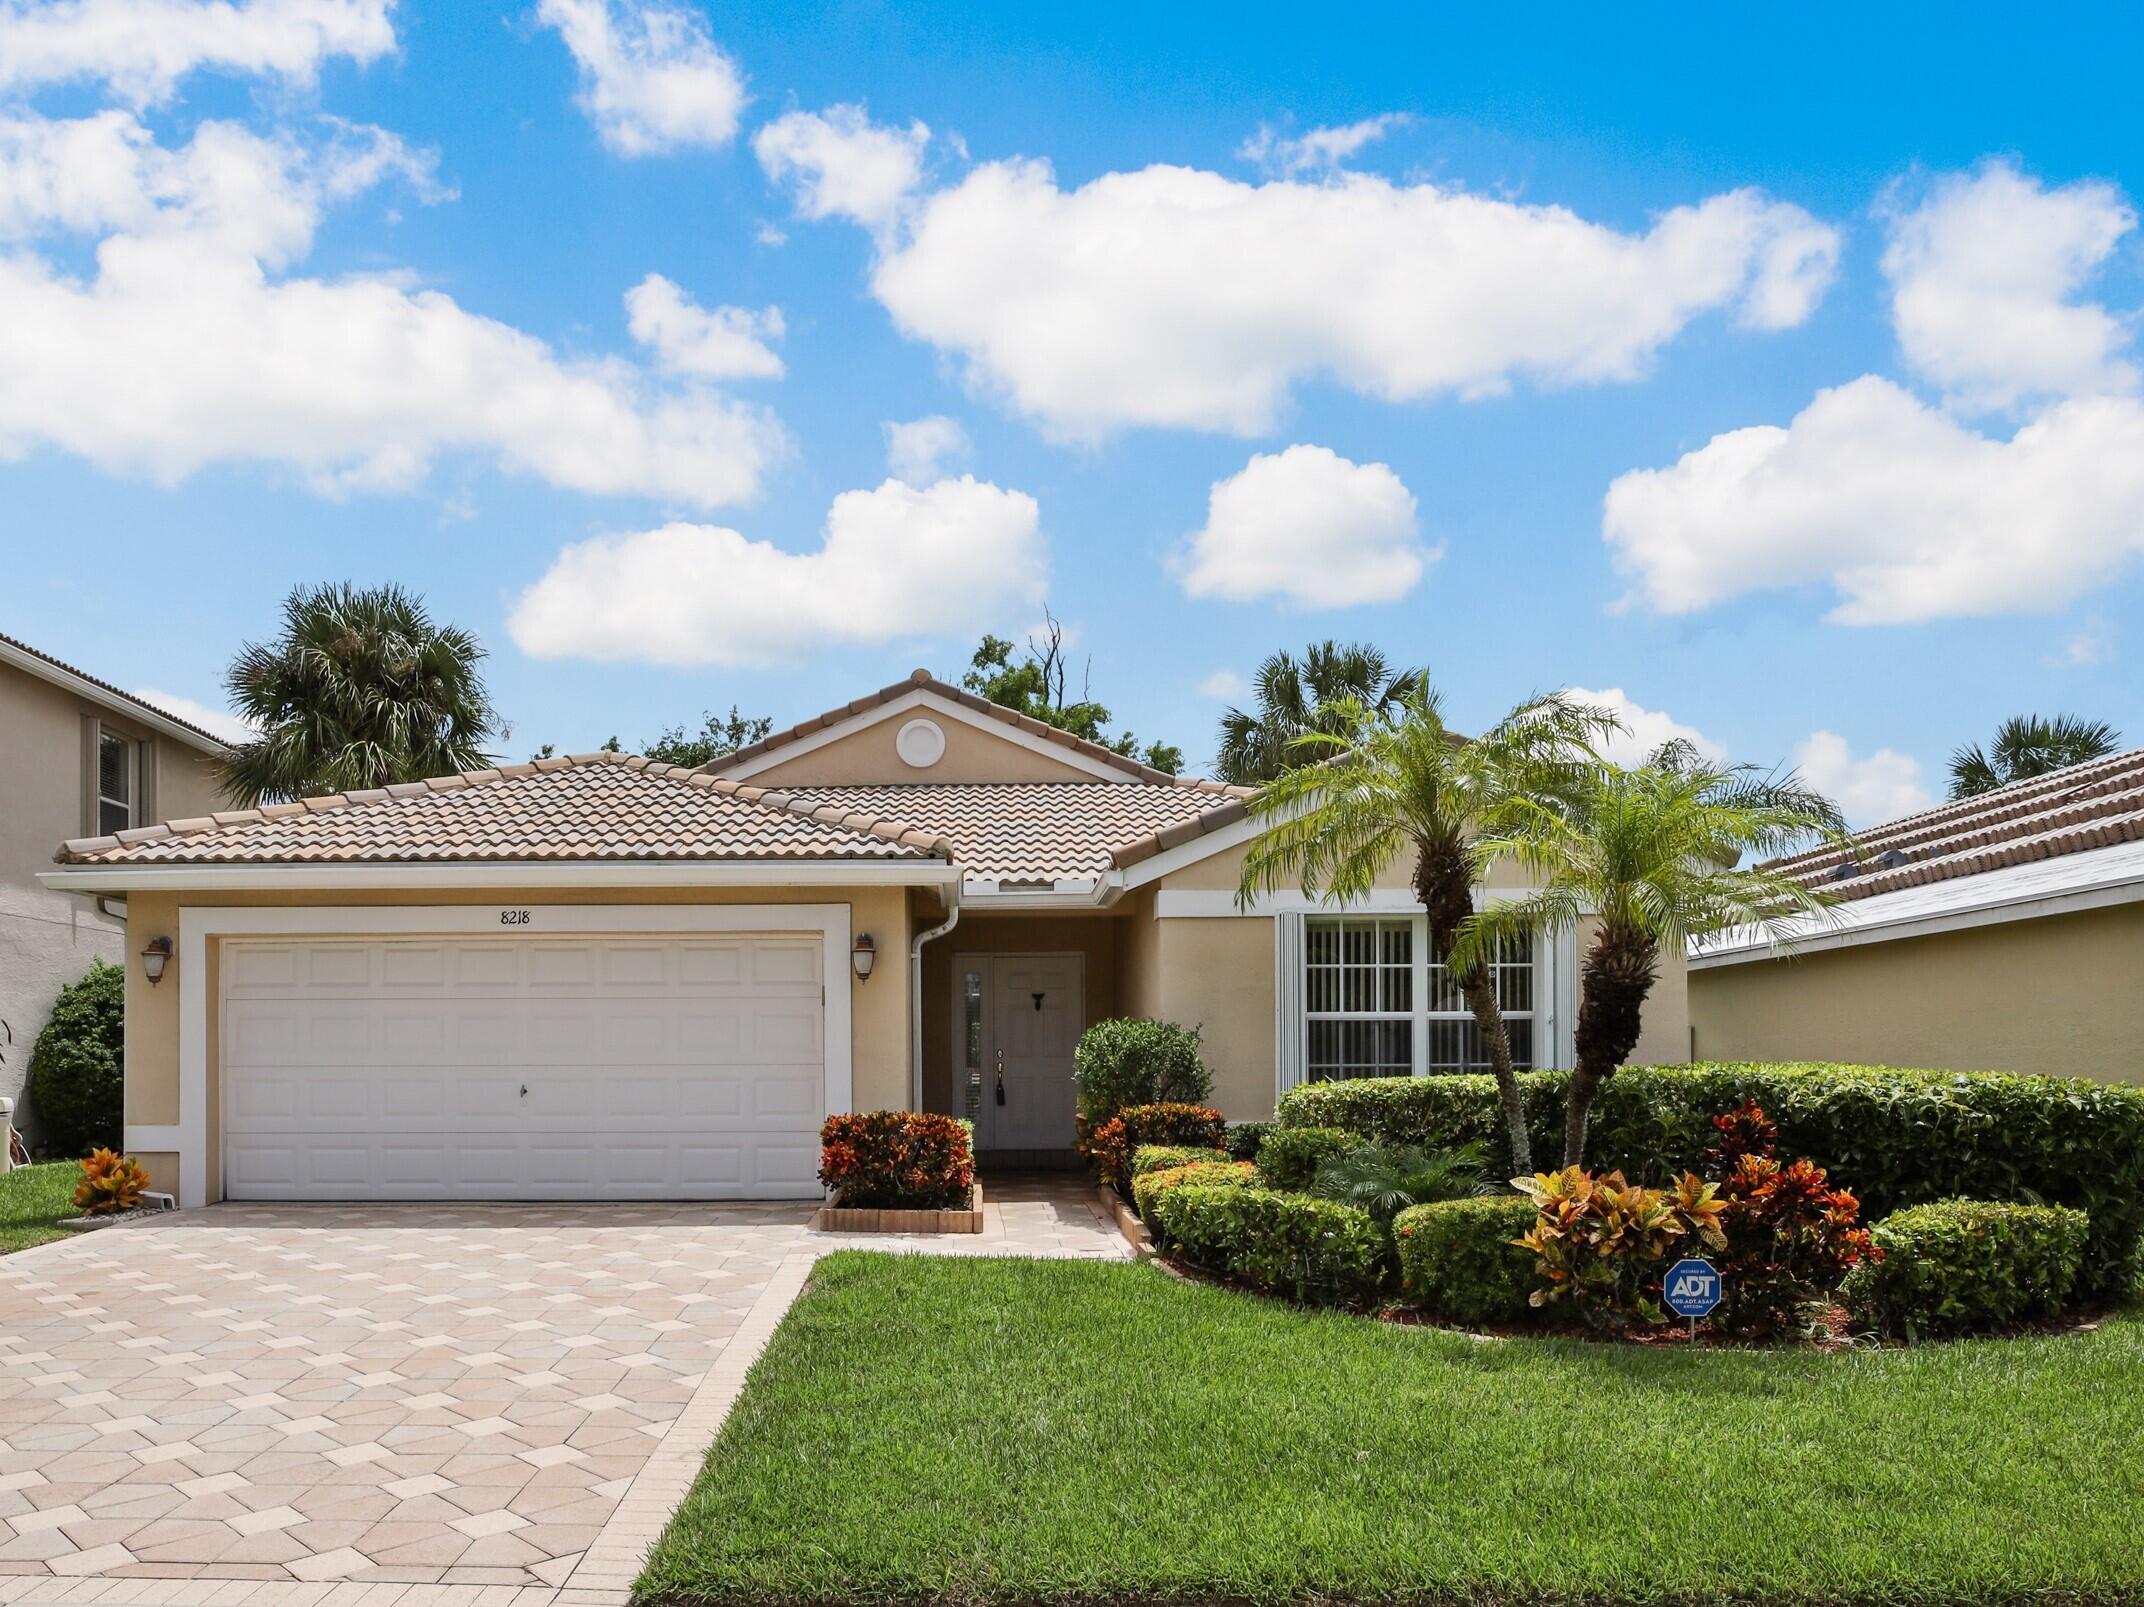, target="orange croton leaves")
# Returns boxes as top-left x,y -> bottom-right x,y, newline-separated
74,1148 -> 149,1216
